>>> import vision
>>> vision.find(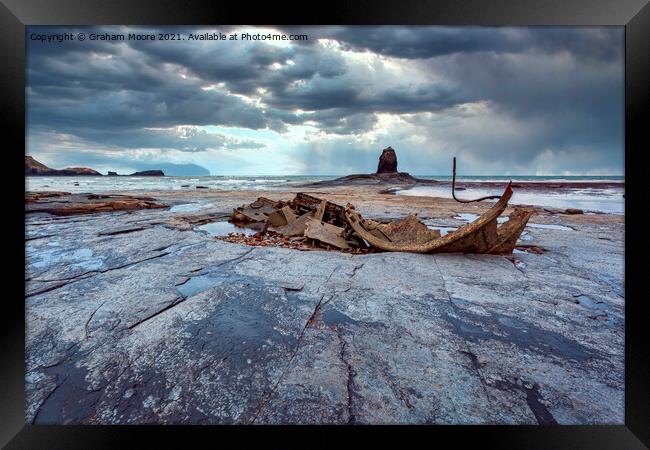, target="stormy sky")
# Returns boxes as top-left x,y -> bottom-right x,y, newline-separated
26,26 -> 624,176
